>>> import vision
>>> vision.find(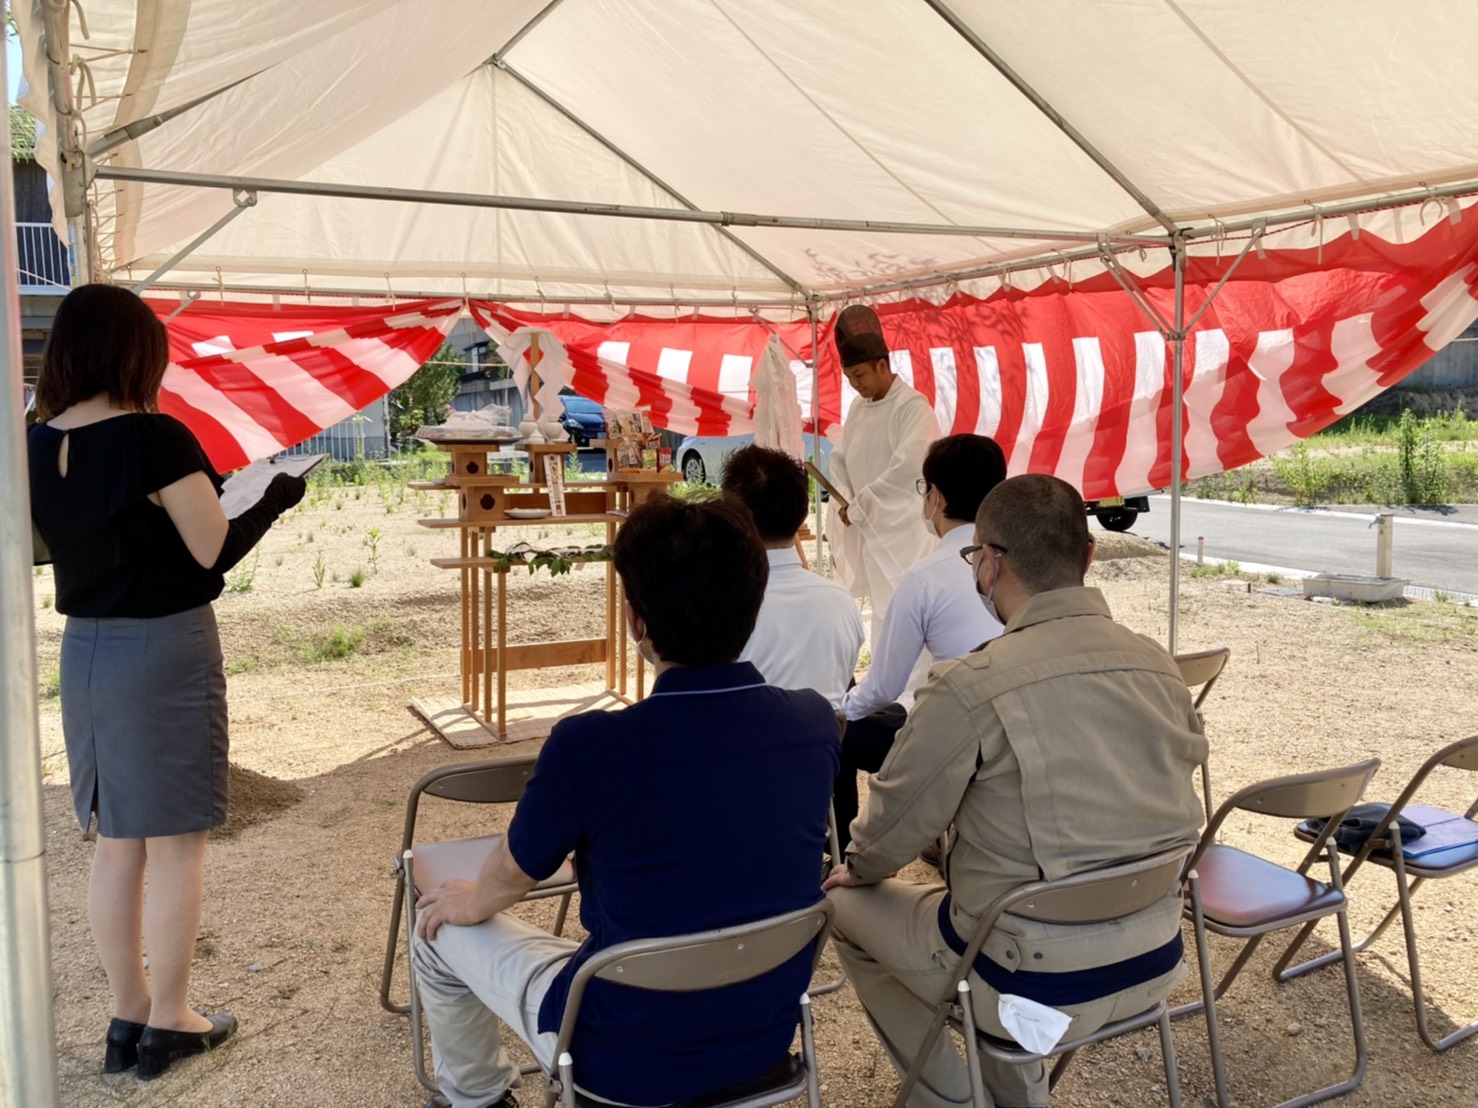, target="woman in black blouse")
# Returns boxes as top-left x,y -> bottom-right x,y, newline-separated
29,285 -> 304,1080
